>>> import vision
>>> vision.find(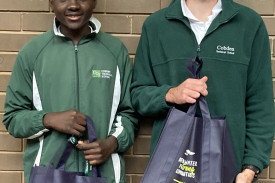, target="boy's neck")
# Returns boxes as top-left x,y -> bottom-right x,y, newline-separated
185,0 -> 218,22
60,25 -> 91,45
